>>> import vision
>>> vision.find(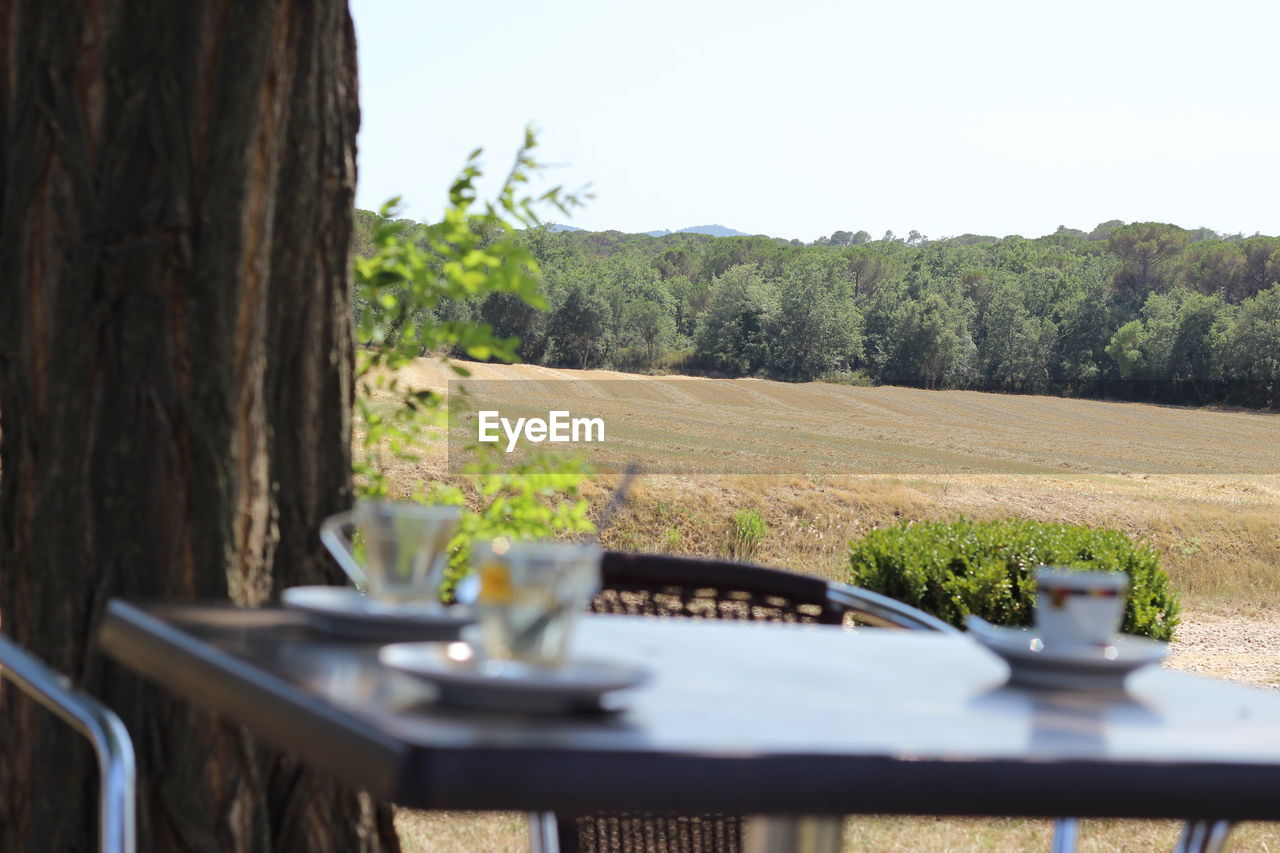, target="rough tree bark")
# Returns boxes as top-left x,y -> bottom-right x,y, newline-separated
0,2 -> 399,850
